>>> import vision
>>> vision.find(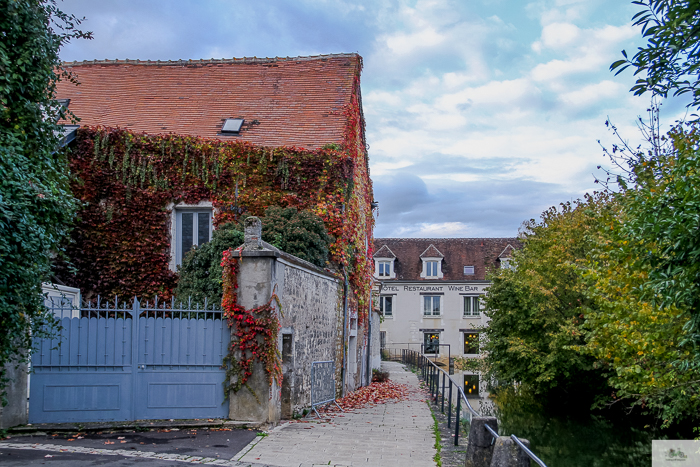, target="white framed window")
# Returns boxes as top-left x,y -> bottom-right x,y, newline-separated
464,265 -> 475,275
500,258 -> 513,269
379,295 -> 393,317
420,256 -> 443,279
378,261 -> 391,277
374,257 -> 396,279
423,295 -> 441,316
463,296 -> 481,317
175,208 -> 213,267
424,332 -> 440,354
